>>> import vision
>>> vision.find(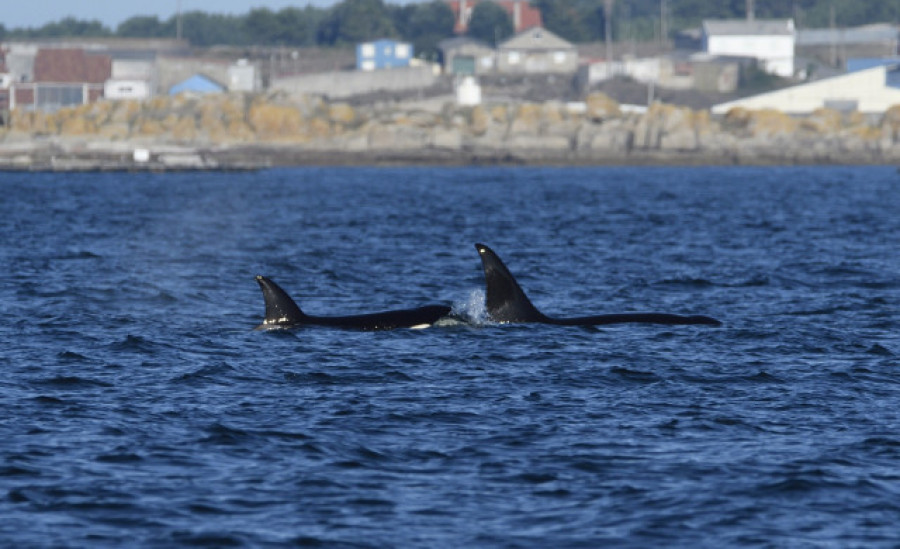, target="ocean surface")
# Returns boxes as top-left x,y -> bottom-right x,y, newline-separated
0,165 -> 898,547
